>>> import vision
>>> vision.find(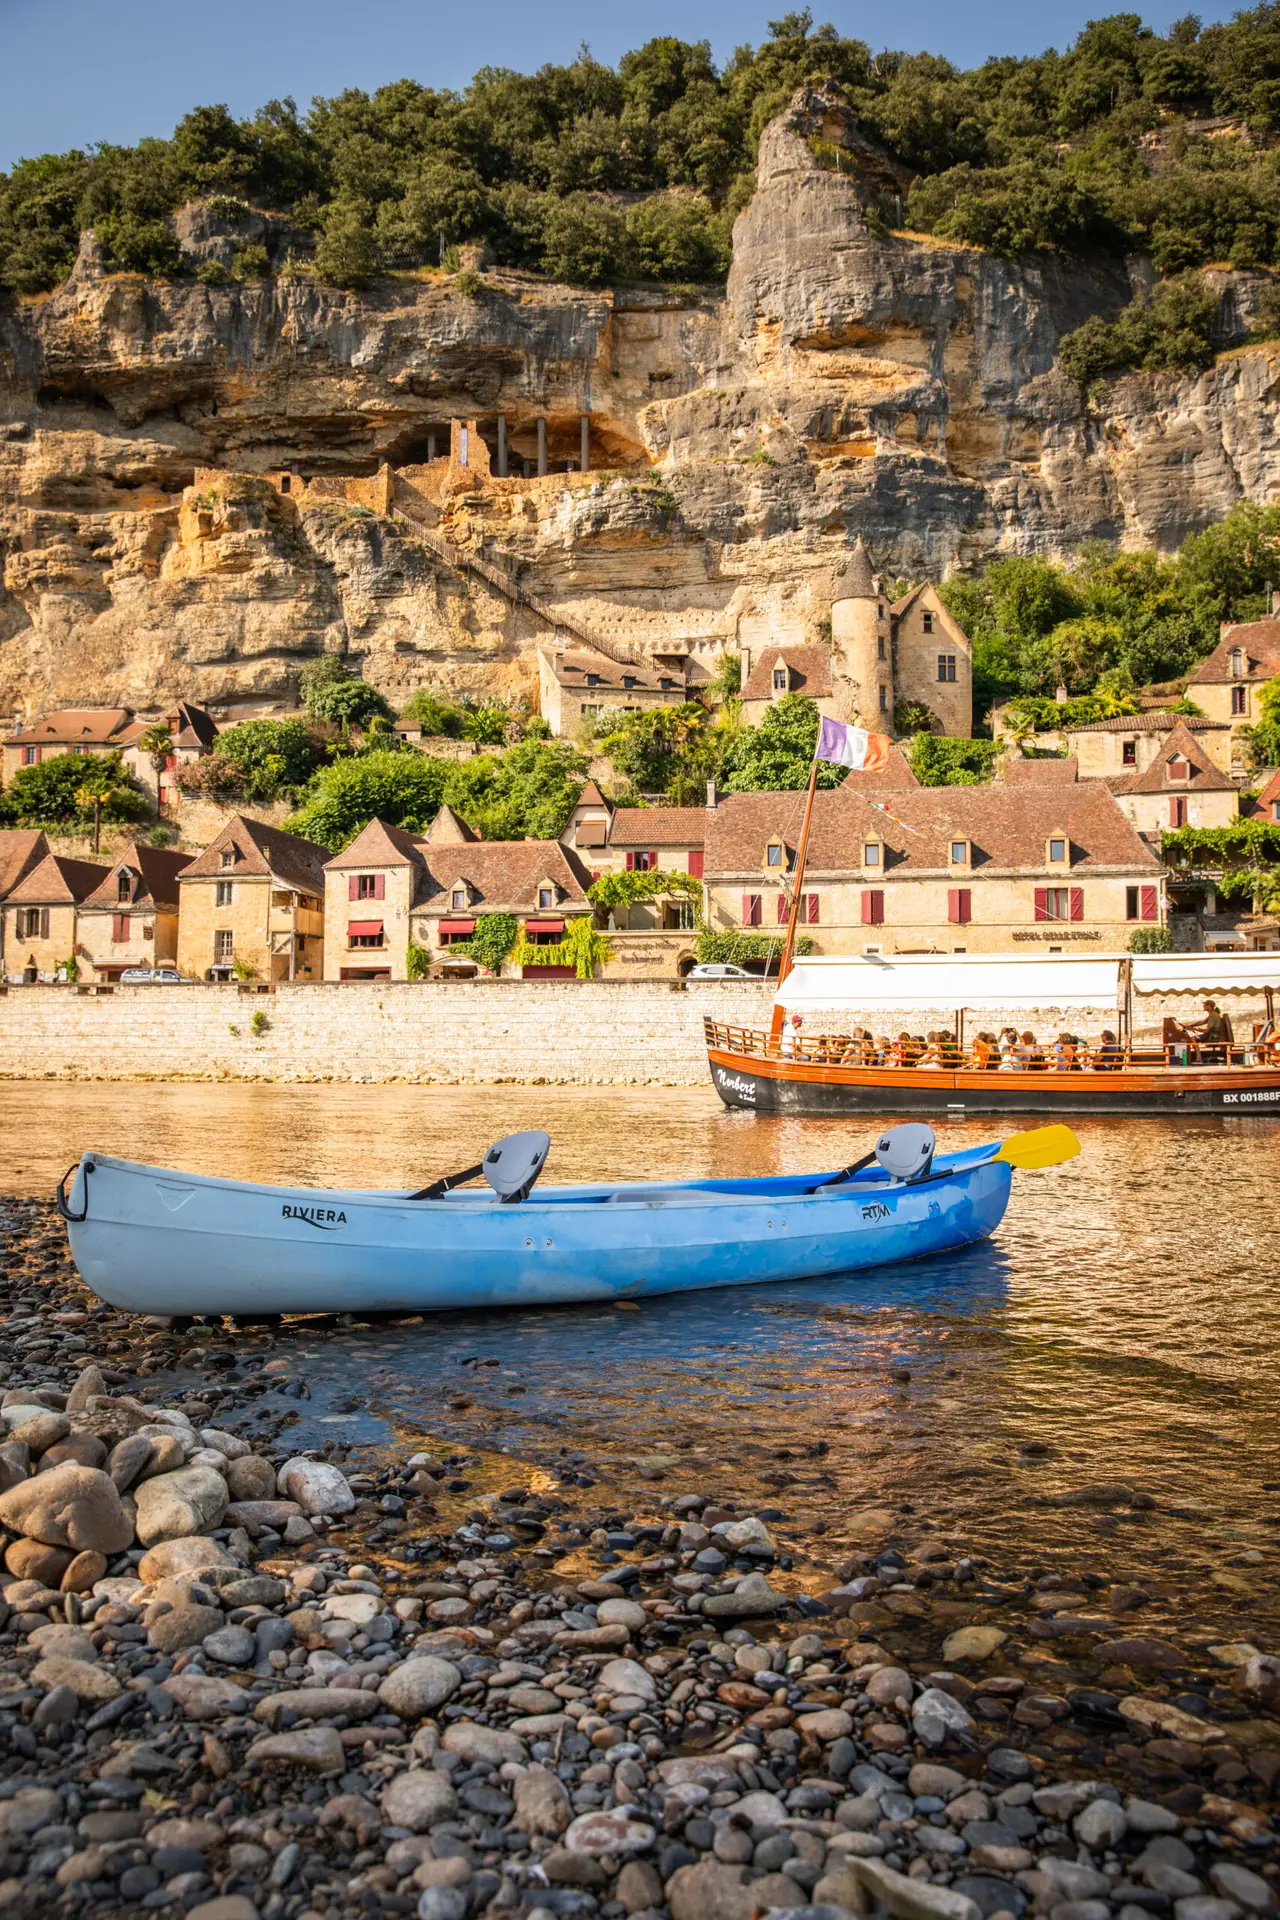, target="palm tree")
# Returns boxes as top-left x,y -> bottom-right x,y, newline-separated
138,723 -> 174,819
74,757 -> 131,854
